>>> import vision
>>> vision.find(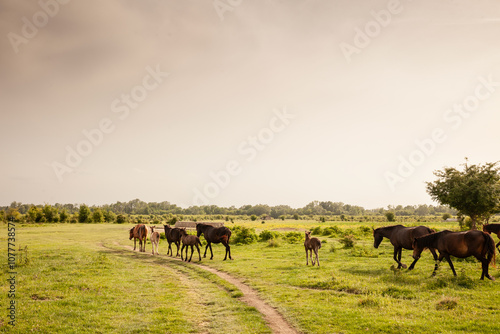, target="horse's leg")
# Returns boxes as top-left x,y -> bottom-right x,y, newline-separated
175,241 -> 180,257
443,254 -> 457,276
189,245 -> 194,262
393,247 -> 403,269
305,248 -> 309,265
203,242 -> 209,258
432,253 -> 444,276
314,249 -> 319,266
222,241 -> 231,261
209,243 -> 214,260
180,245 -> 184,261
196,244 -> 201,261
496,240 -> 500,253
133,238 -> 136,251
